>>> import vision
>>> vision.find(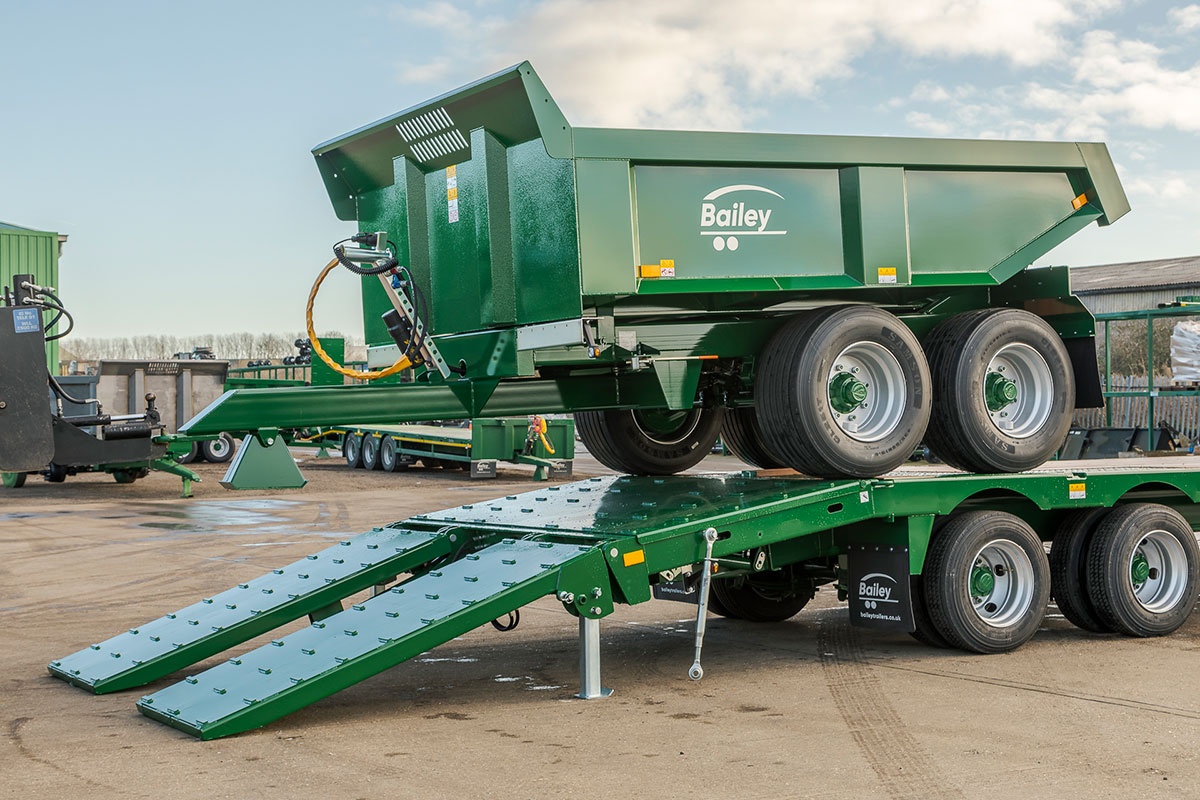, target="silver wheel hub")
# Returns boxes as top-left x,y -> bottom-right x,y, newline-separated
1130,530 -> 1187,613
827,341 -> 906,443
985,343 -> 1053,439
968,539 -> 1035,627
